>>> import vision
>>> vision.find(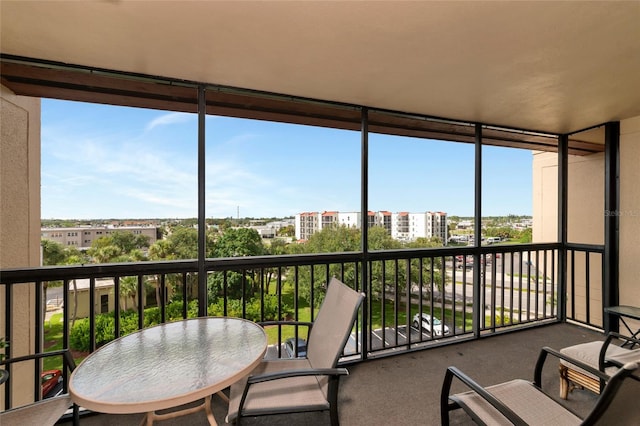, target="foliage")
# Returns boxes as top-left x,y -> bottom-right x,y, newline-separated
207,294 -> 290,321
212,227 -> 265,258
0,337 -> 7,361
69,315 -> 115,351
277,225 -> 295,237
41,239 -> 87,266
205,228 -> 266,300
68,297 -> 286,352
86,231 -> 150,263
207,271 -> 248,301
516,228 -> 532,243
305,225 -> 360,253
266,238 -> 288,255
160,227 -> 199,259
